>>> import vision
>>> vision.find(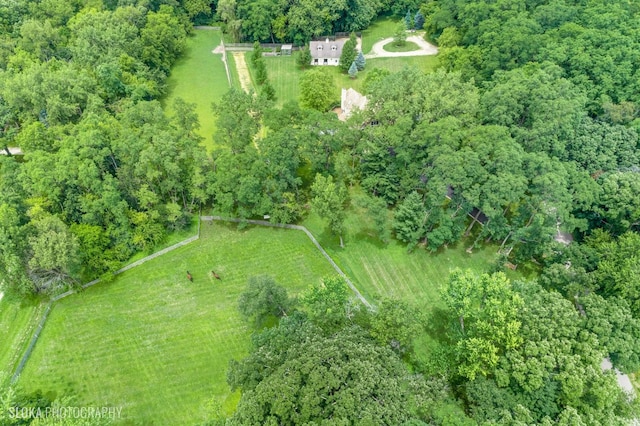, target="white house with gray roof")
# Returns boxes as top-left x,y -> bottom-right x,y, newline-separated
310,38 -> 347,66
